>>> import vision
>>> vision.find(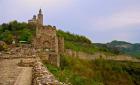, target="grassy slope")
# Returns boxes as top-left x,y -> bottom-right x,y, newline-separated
43,55 -> 140,85
57,30 -> 119,56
